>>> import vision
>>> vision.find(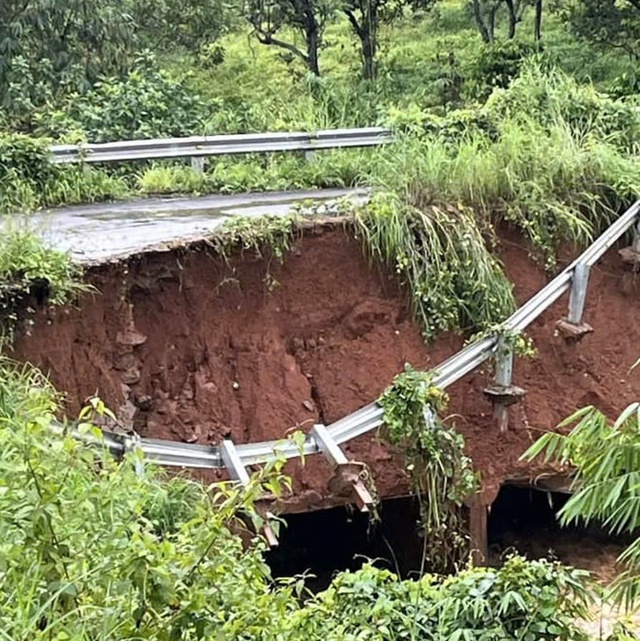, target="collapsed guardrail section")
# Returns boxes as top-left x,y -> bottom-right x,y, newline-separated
62,199 -> 640,544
